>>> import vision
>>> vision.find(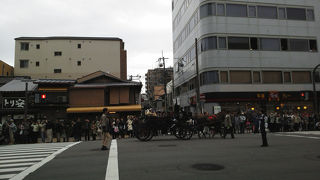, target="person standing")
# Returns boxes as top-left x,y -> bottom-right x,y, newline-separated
46,119 -> 53,143
223,111 -> 235,139
84,119 -> 90,141
100,108 -> 111,150
30,120 -> 40,143
7,119 -> 17,144
126,116 -> 134,138
39,120 -> 46,143
258,111 -> 269,147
